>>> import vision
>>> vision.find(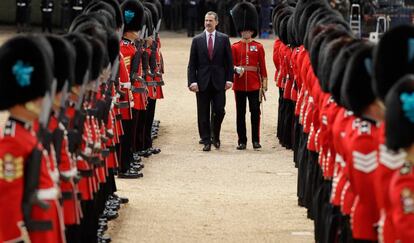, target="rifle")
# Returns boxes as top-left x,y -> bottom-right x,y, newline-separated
22,79 -> 57,231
